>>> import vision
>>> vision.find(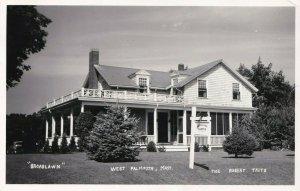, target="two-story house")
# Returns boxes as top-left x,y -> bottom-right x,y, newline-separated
41,49 -> 258,151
